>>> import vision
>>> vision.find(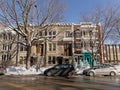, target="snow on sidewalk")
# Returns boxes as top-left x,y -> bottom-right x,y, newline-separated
5,64 -> 92,75
5,65 -> 53,75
